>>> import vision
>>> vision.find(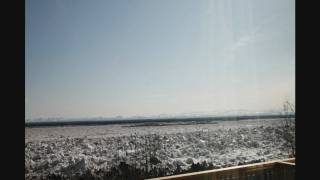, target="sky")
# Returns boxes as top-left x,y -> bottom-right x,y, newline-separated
26,0 -> 295,119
